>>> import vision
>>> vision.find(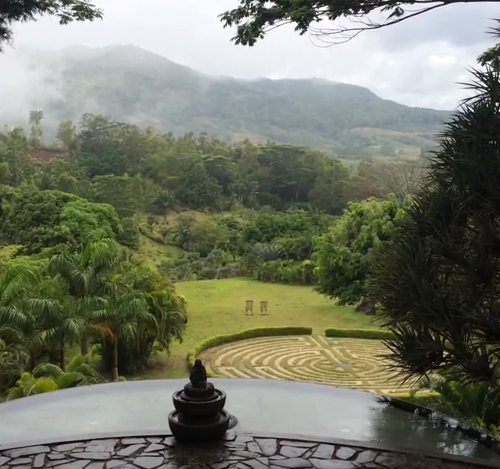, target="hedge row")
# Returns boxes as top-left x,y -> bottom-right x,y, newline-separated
324,328 -> 395,340
391,391 -> 440,407
186,326 -> 313,376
